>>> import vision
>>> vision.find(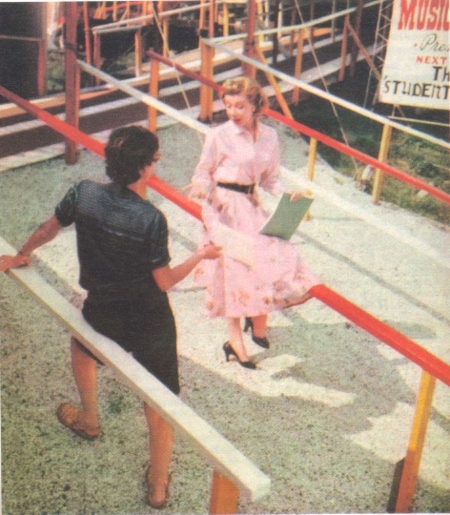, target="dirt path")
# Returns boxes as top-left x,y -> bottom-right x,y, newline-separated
1,121 -> 449,514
